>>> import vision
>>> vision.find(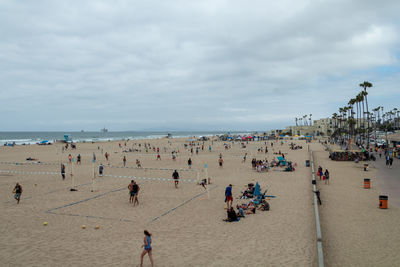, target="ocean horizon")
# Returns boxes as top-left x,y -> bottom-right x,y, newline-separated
0,131 -> 251,145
